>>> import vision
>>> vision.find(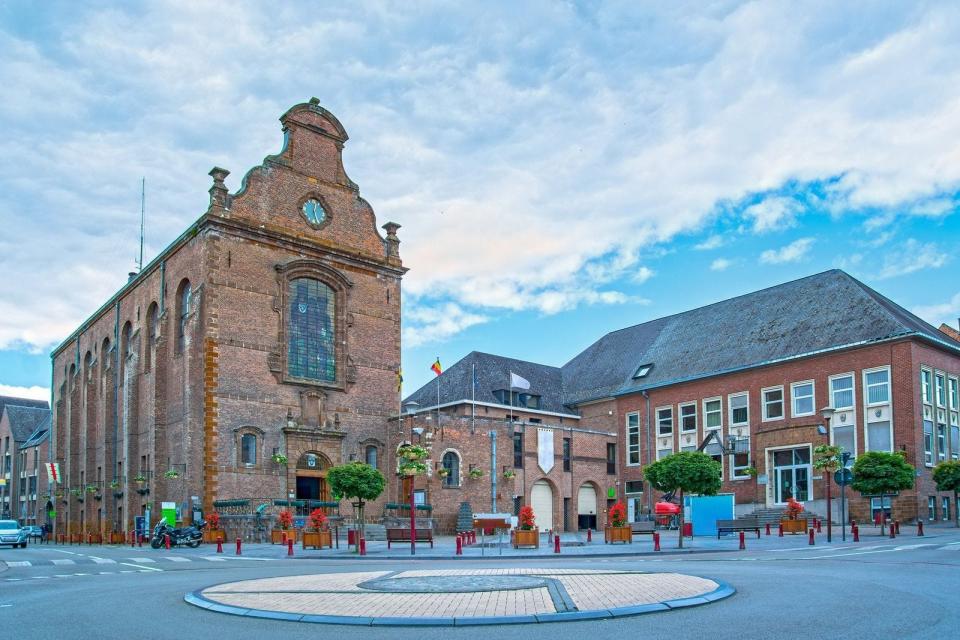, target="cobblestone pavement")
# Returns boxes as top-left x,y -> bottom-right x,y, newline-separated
188,568 -> 729,625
